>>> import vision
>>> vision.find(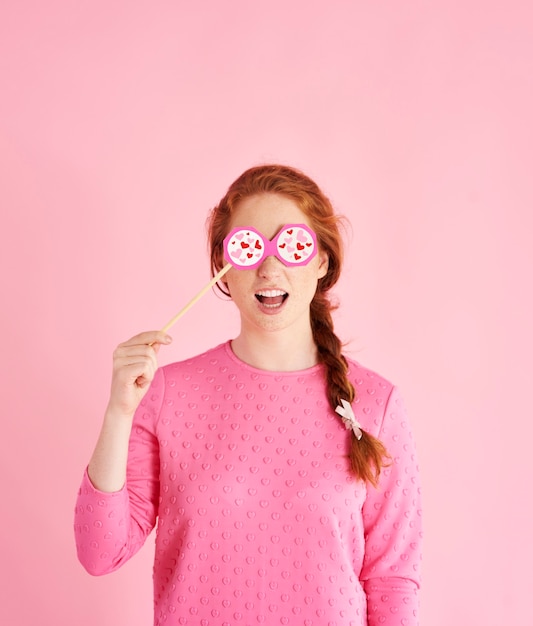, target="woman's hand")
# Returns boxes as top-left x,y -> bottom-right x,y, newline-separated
106,330 -> 173,419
